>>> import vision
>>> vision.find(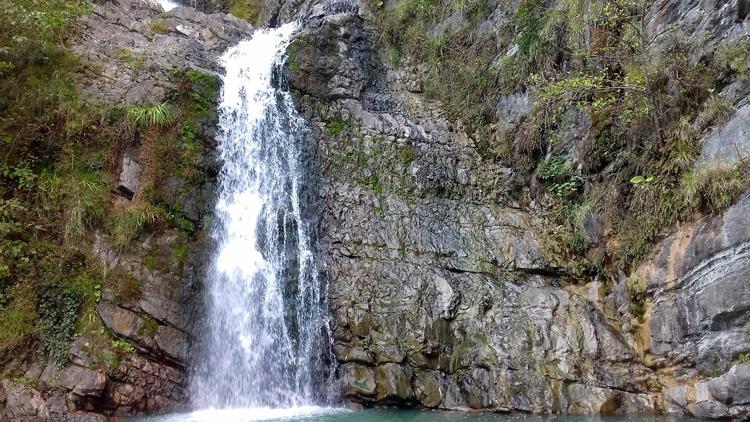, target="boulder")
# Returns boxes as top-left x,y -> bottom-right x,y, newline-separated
40,364 -> 108,397
411,370 -> 443,408
339,363 -> 376,397
707,364 -> 750,405
2,380 -> 46,420
374,364 -> 414,403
